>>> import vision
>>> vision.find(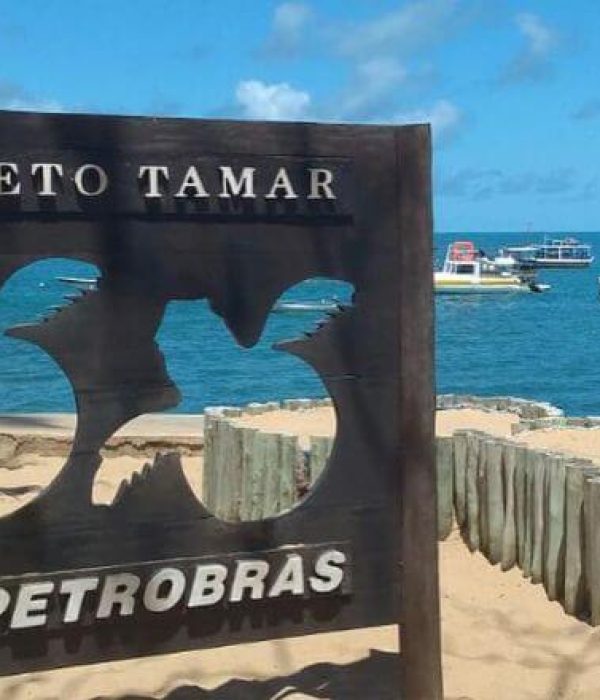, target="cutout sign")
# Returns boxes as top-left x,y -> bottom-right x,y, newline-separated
0,111 -> 441,698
